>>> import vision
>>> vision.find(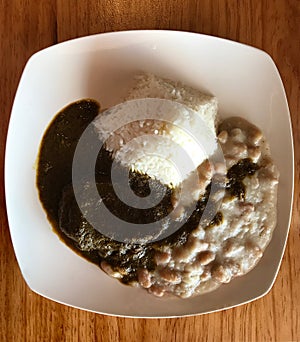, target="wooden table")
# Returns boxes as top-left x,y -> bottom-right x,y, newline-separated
1,1 -> 299,341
